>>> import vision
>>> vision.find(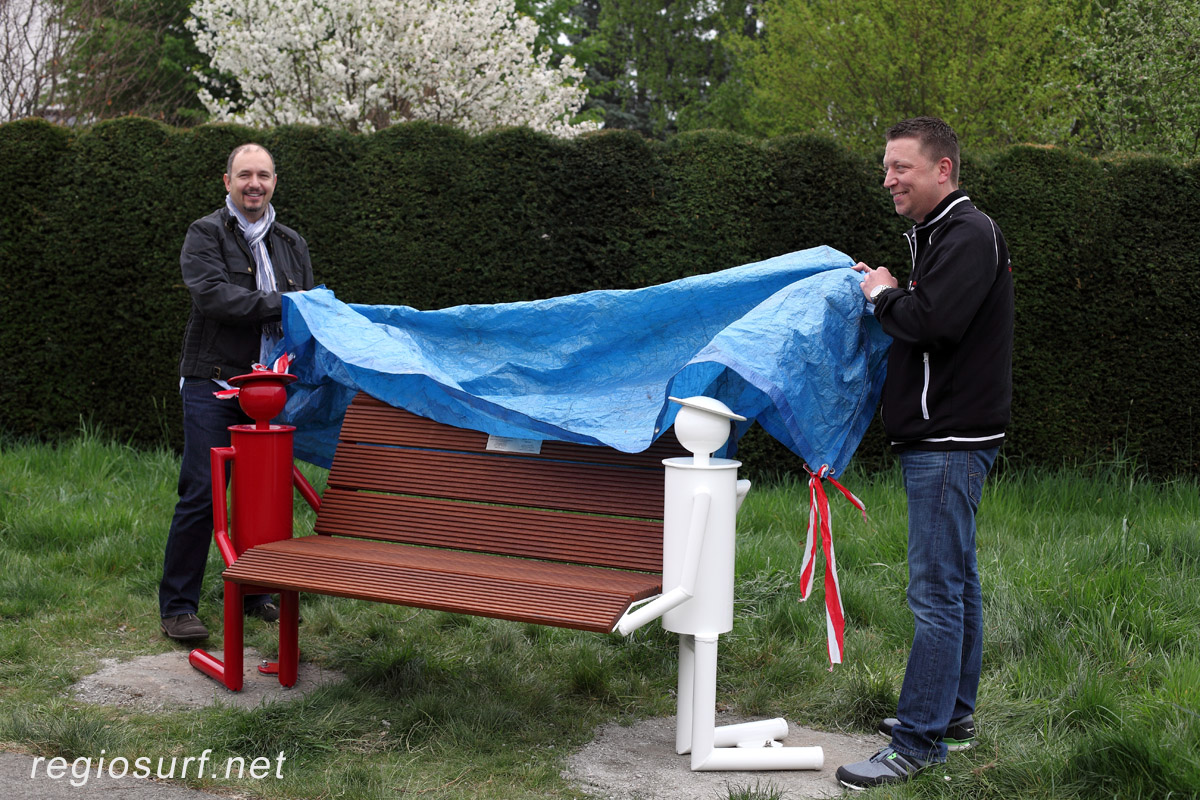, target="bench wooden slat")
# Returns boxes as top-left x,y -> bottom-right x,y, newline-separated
340,394 -> 686,468
326,442 -> 665,519
224,536 -> 661,633
313,489 -> 662,572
